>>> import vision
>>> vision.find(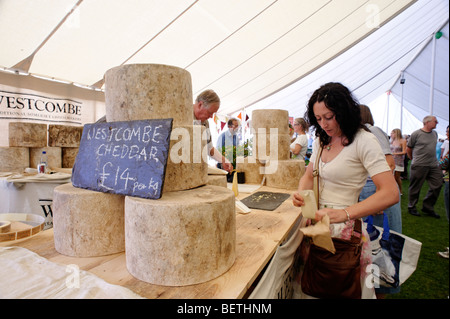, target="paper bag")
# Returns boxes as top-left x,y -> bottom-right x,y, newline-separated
300,215 -> 336,253
299,190 -> 317,219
